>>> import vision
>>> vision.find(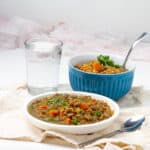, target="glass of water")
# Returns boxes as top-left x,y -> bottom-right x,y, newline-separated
24,37 -> 63,95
